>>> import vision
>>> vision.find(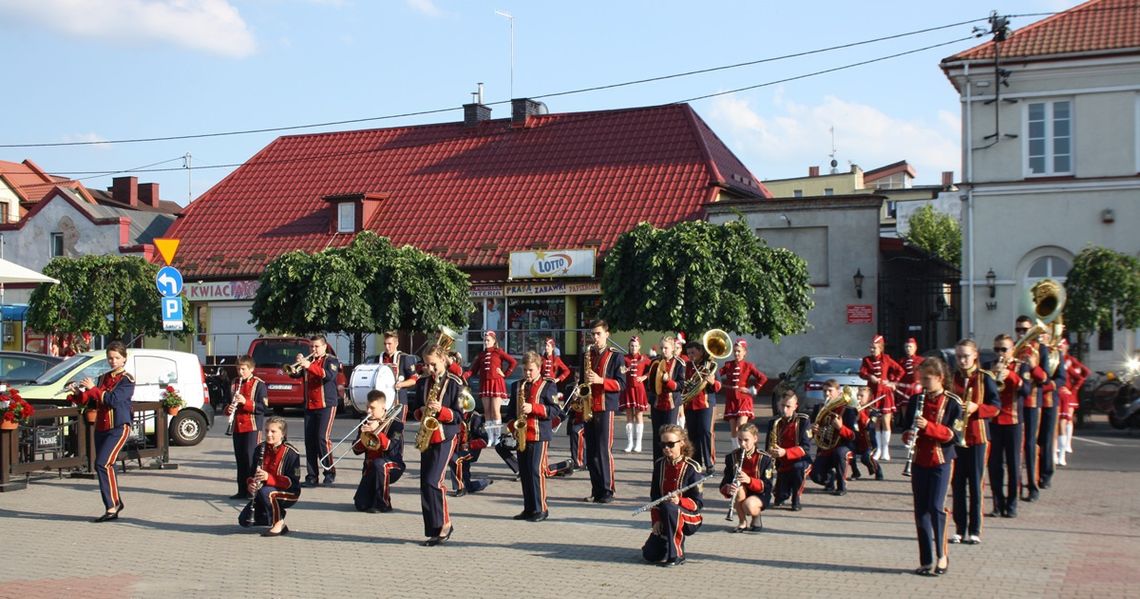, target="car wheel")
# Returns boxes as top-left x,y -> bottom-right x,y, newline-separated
170,411 -> 207,446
